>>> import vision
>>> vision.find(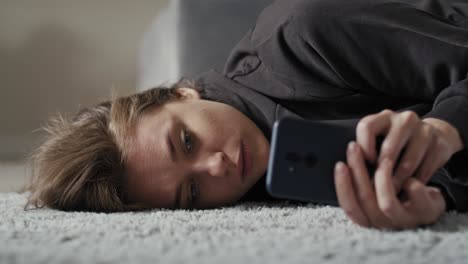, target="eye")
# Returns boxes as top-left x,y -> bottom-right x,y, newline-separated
189,178 -> 199,208
183,128 -> 194,153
